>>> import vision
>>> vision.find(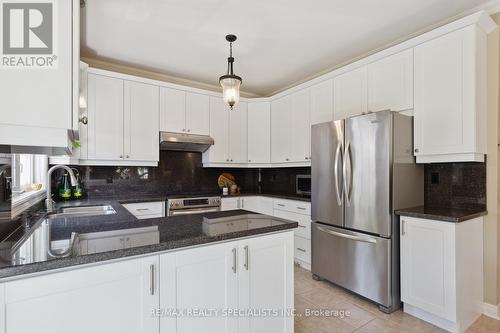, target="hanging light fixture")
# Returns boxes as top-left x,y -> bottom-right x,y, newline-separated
219,34 -> 242,110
